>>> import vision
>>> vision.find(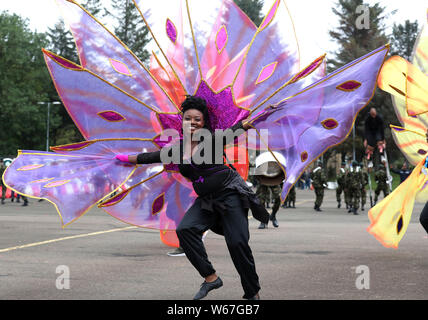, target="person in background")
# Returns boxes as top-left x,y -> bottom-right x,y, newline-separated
0,161 -> 6,205
360,162 -> 369,211
347,161 -> 361,215
336,162 -> 346,209
364,108 -> 385,166
256,183 -> 281,228
390,162 -> 411,184
374,161 -> 389,205
311,160 -> 327,212
285,185 -> 296,209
